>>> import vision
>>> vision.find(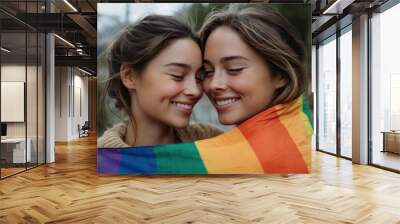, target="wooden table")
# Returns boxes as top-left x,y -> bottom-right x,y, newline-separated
381,131 -> 400,154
